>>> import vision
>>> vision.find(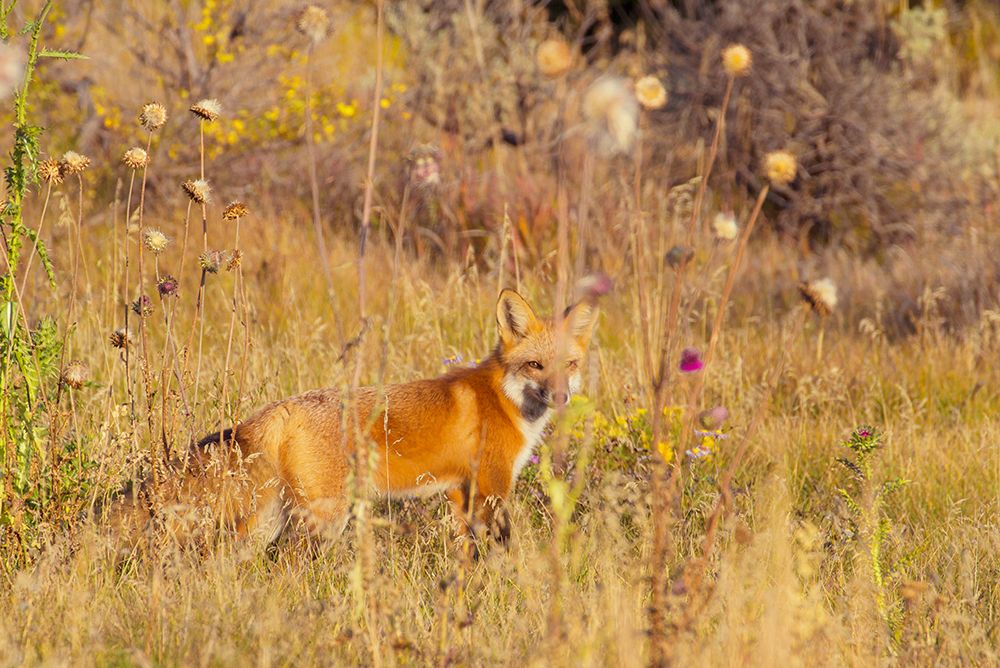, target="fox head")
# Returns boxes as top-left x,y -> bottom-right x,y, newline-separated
495,289 -> 598,422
